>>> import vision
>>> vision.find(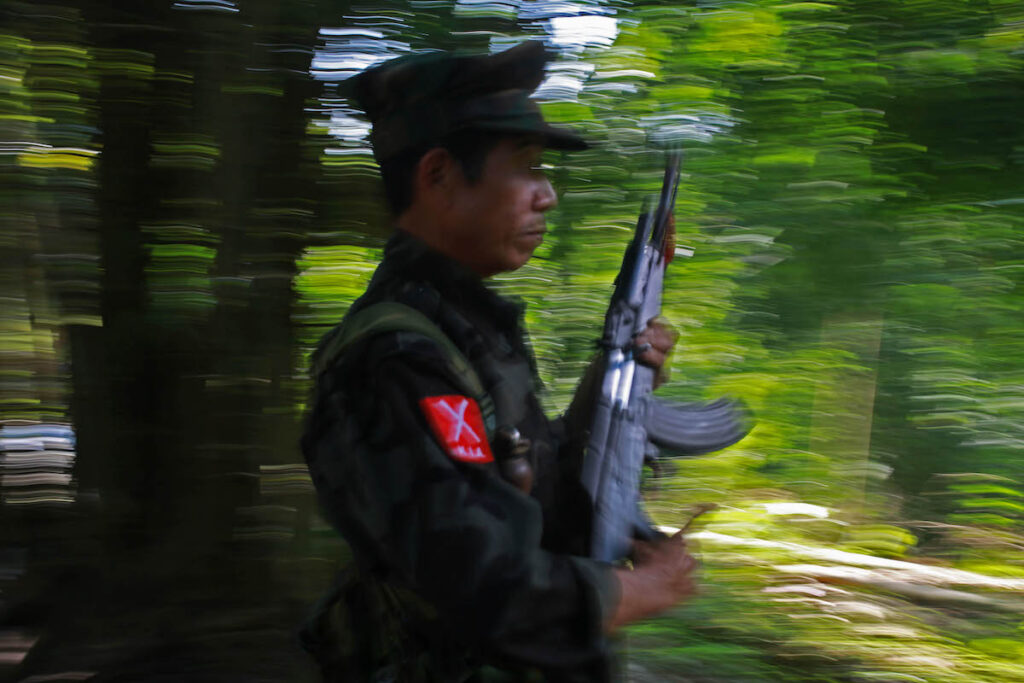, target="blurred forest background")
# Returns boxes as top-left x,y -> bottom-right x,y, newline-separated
2,0 -> 1024,680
